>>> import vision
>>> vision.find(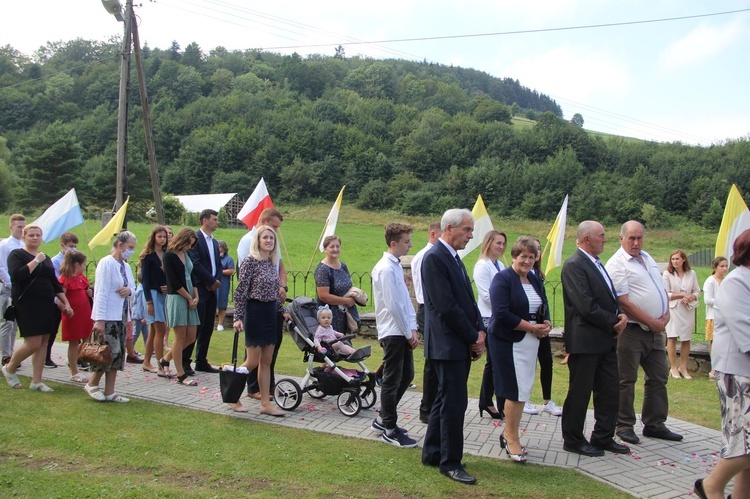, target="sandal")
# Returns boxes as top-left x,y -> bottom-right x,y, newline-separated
157,358 -> 172,378
84,383 -> 106,402
177,374 -> 198,386
70,373 -> 90,383
2,365 -> 21,389
29,382 -> 54,392
105,393 -> 130,403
